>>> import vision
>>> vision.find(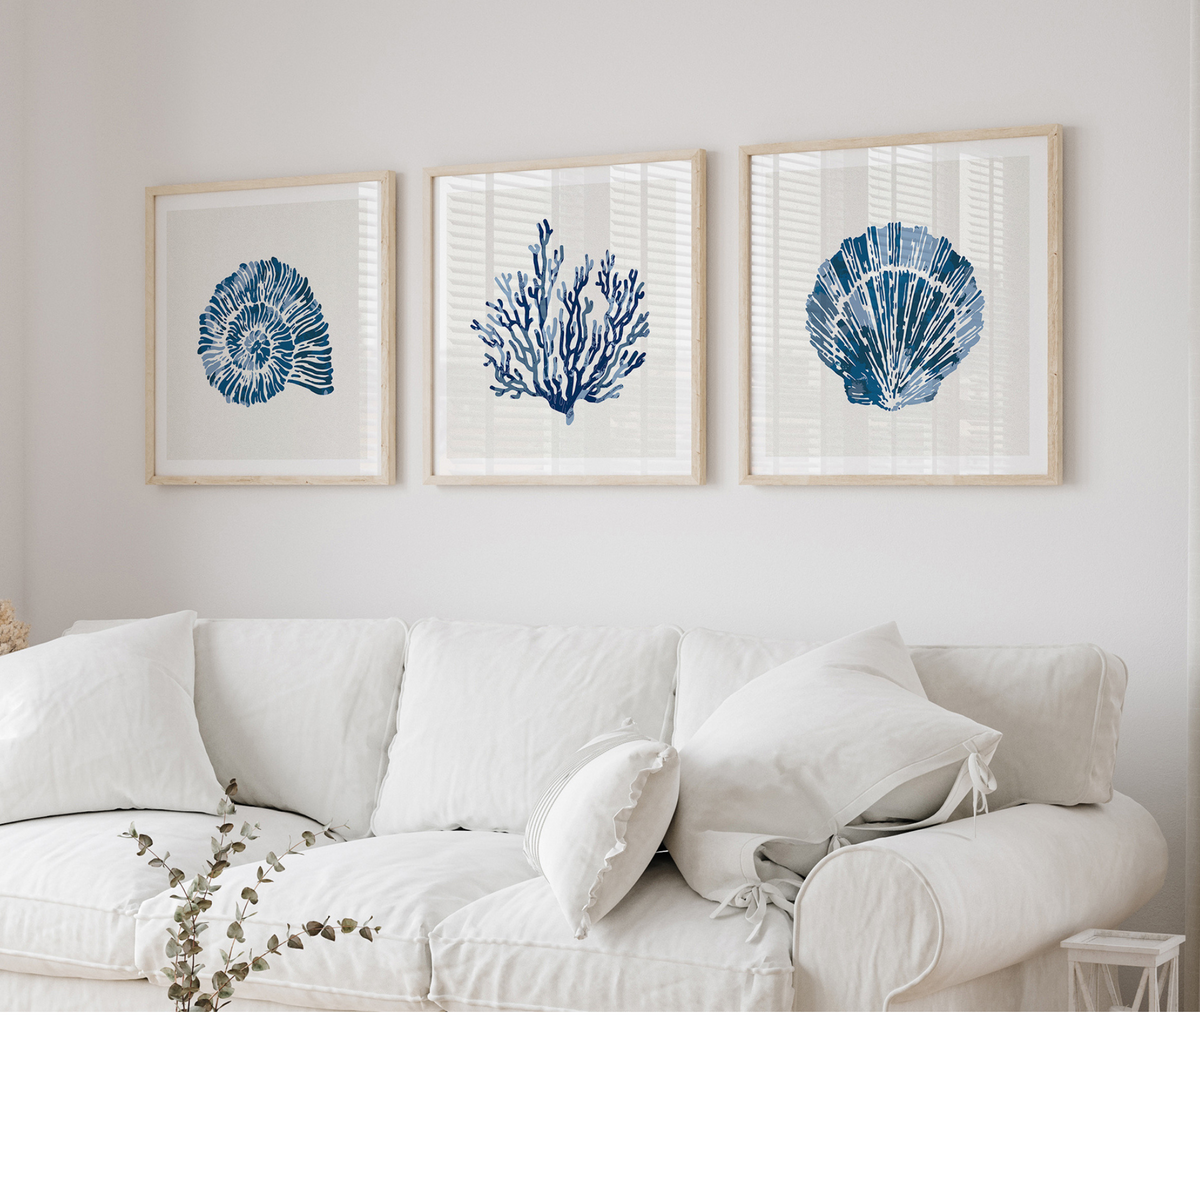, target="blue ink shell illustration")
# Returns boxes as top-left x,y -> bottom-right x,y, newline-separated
805,222 -> 984,411
197,257 -> 333,407
470,220 -> 649,425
